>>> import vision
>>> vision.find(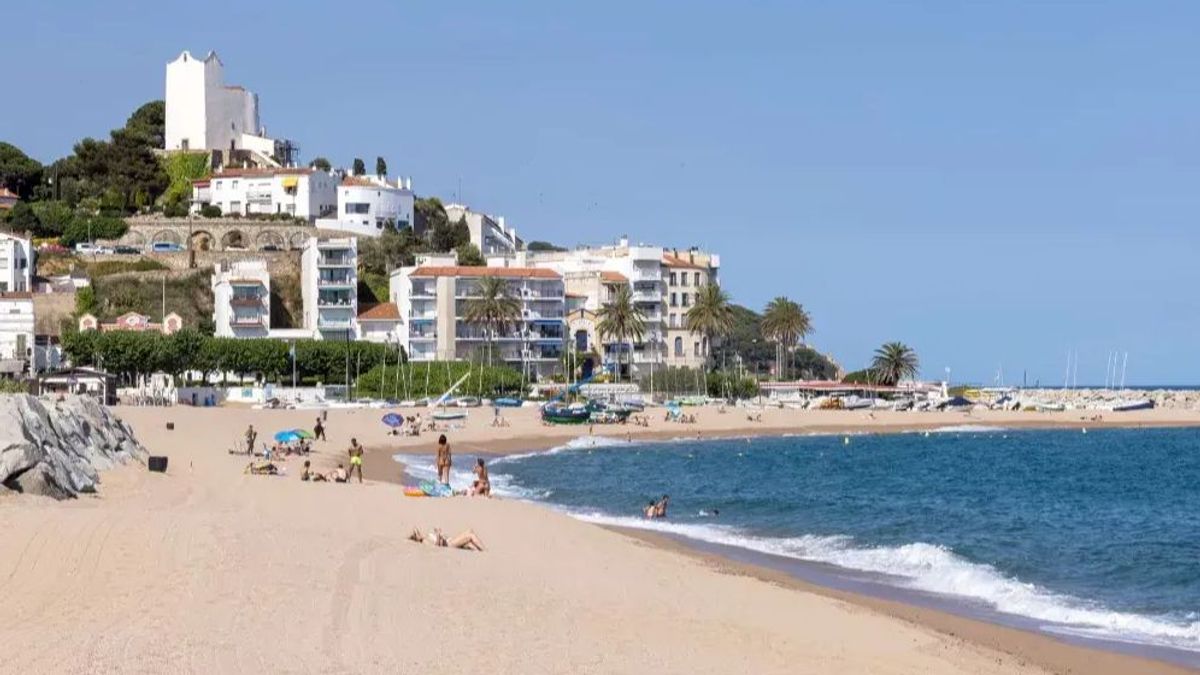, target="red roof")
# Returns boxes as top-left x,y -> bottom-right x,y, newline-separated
0,187 -> 19,200
357,302 -> 401,321
410,266 -> 561,280
662,255 -> 704,270
600,271 -> 628,284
